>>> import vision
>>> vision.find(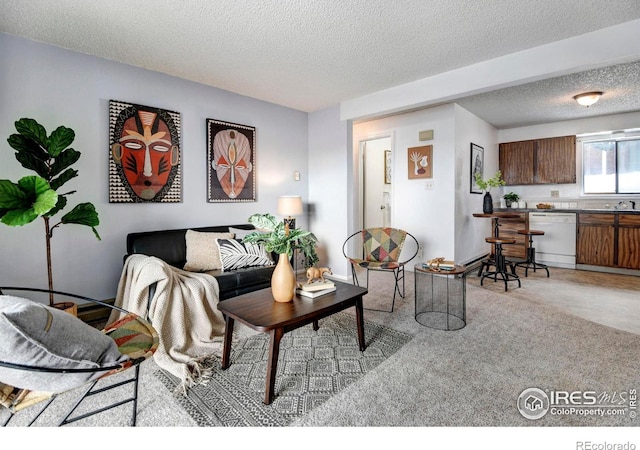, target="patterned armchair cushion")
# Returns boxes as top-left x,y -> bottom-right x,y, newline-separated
362,228 -> 407,263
